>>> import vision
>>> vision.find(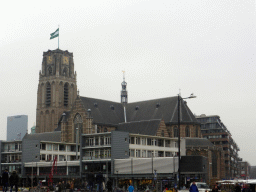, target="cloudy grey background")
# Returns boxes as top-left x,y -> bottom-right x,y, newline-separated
1,0 -> 255,165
